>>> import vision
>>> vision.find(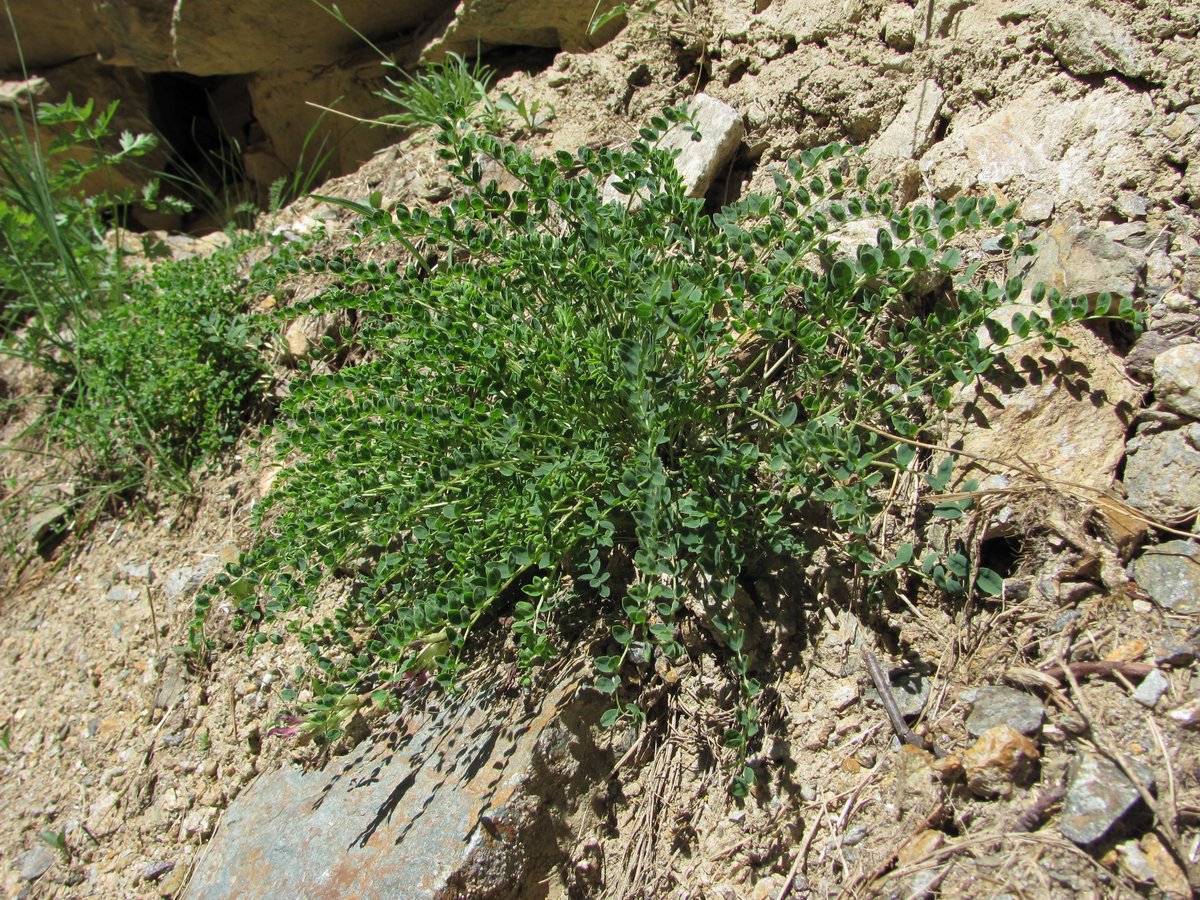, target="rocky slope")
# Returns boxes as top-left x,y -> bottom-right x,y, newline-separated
3,0 -> 1200,897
